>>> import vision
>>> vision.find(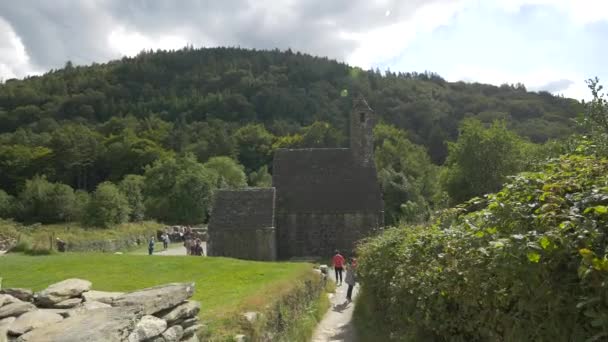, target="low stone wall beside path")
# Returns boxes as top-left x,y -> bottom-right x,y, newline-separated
0,279 -> 202,342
